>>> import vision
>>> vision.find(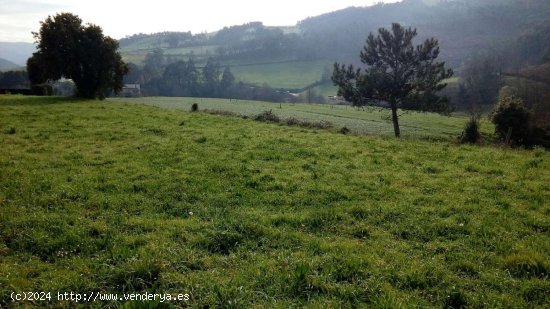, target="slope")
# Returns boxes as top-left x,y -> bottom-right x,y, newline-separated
0,58 -> 20,71
0,42 -> 35,66
1,95 -> 548,307
117,0 -> 550,91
